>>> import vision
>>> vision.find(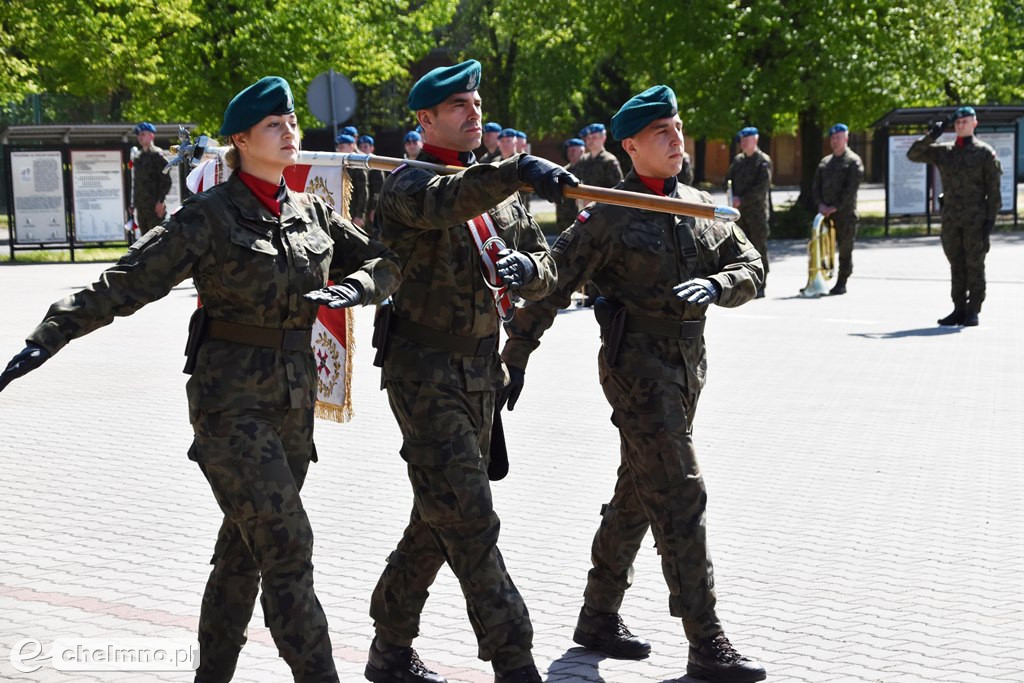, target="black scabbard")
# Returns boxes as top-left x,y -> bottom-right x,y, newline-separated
488,404 -> 510,481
